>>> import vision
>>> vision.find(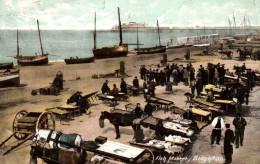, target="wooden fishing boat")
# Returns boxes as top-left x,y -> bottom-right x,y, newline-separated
92,8 -> 128,59
15,20 -> 49,66
167,44 -> 192,49
64,57 -> 95,64
0,62 -> 14,69
0,70 -> 20,87
135,20 -> 166,55
135,45 -> 166,54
